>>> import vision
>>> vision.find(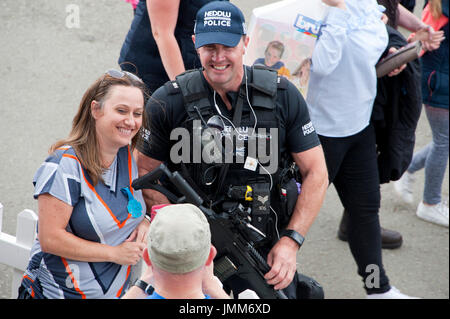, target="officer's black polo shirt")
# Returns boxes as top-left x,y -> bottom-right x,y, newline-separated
138,67 -> 320,163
